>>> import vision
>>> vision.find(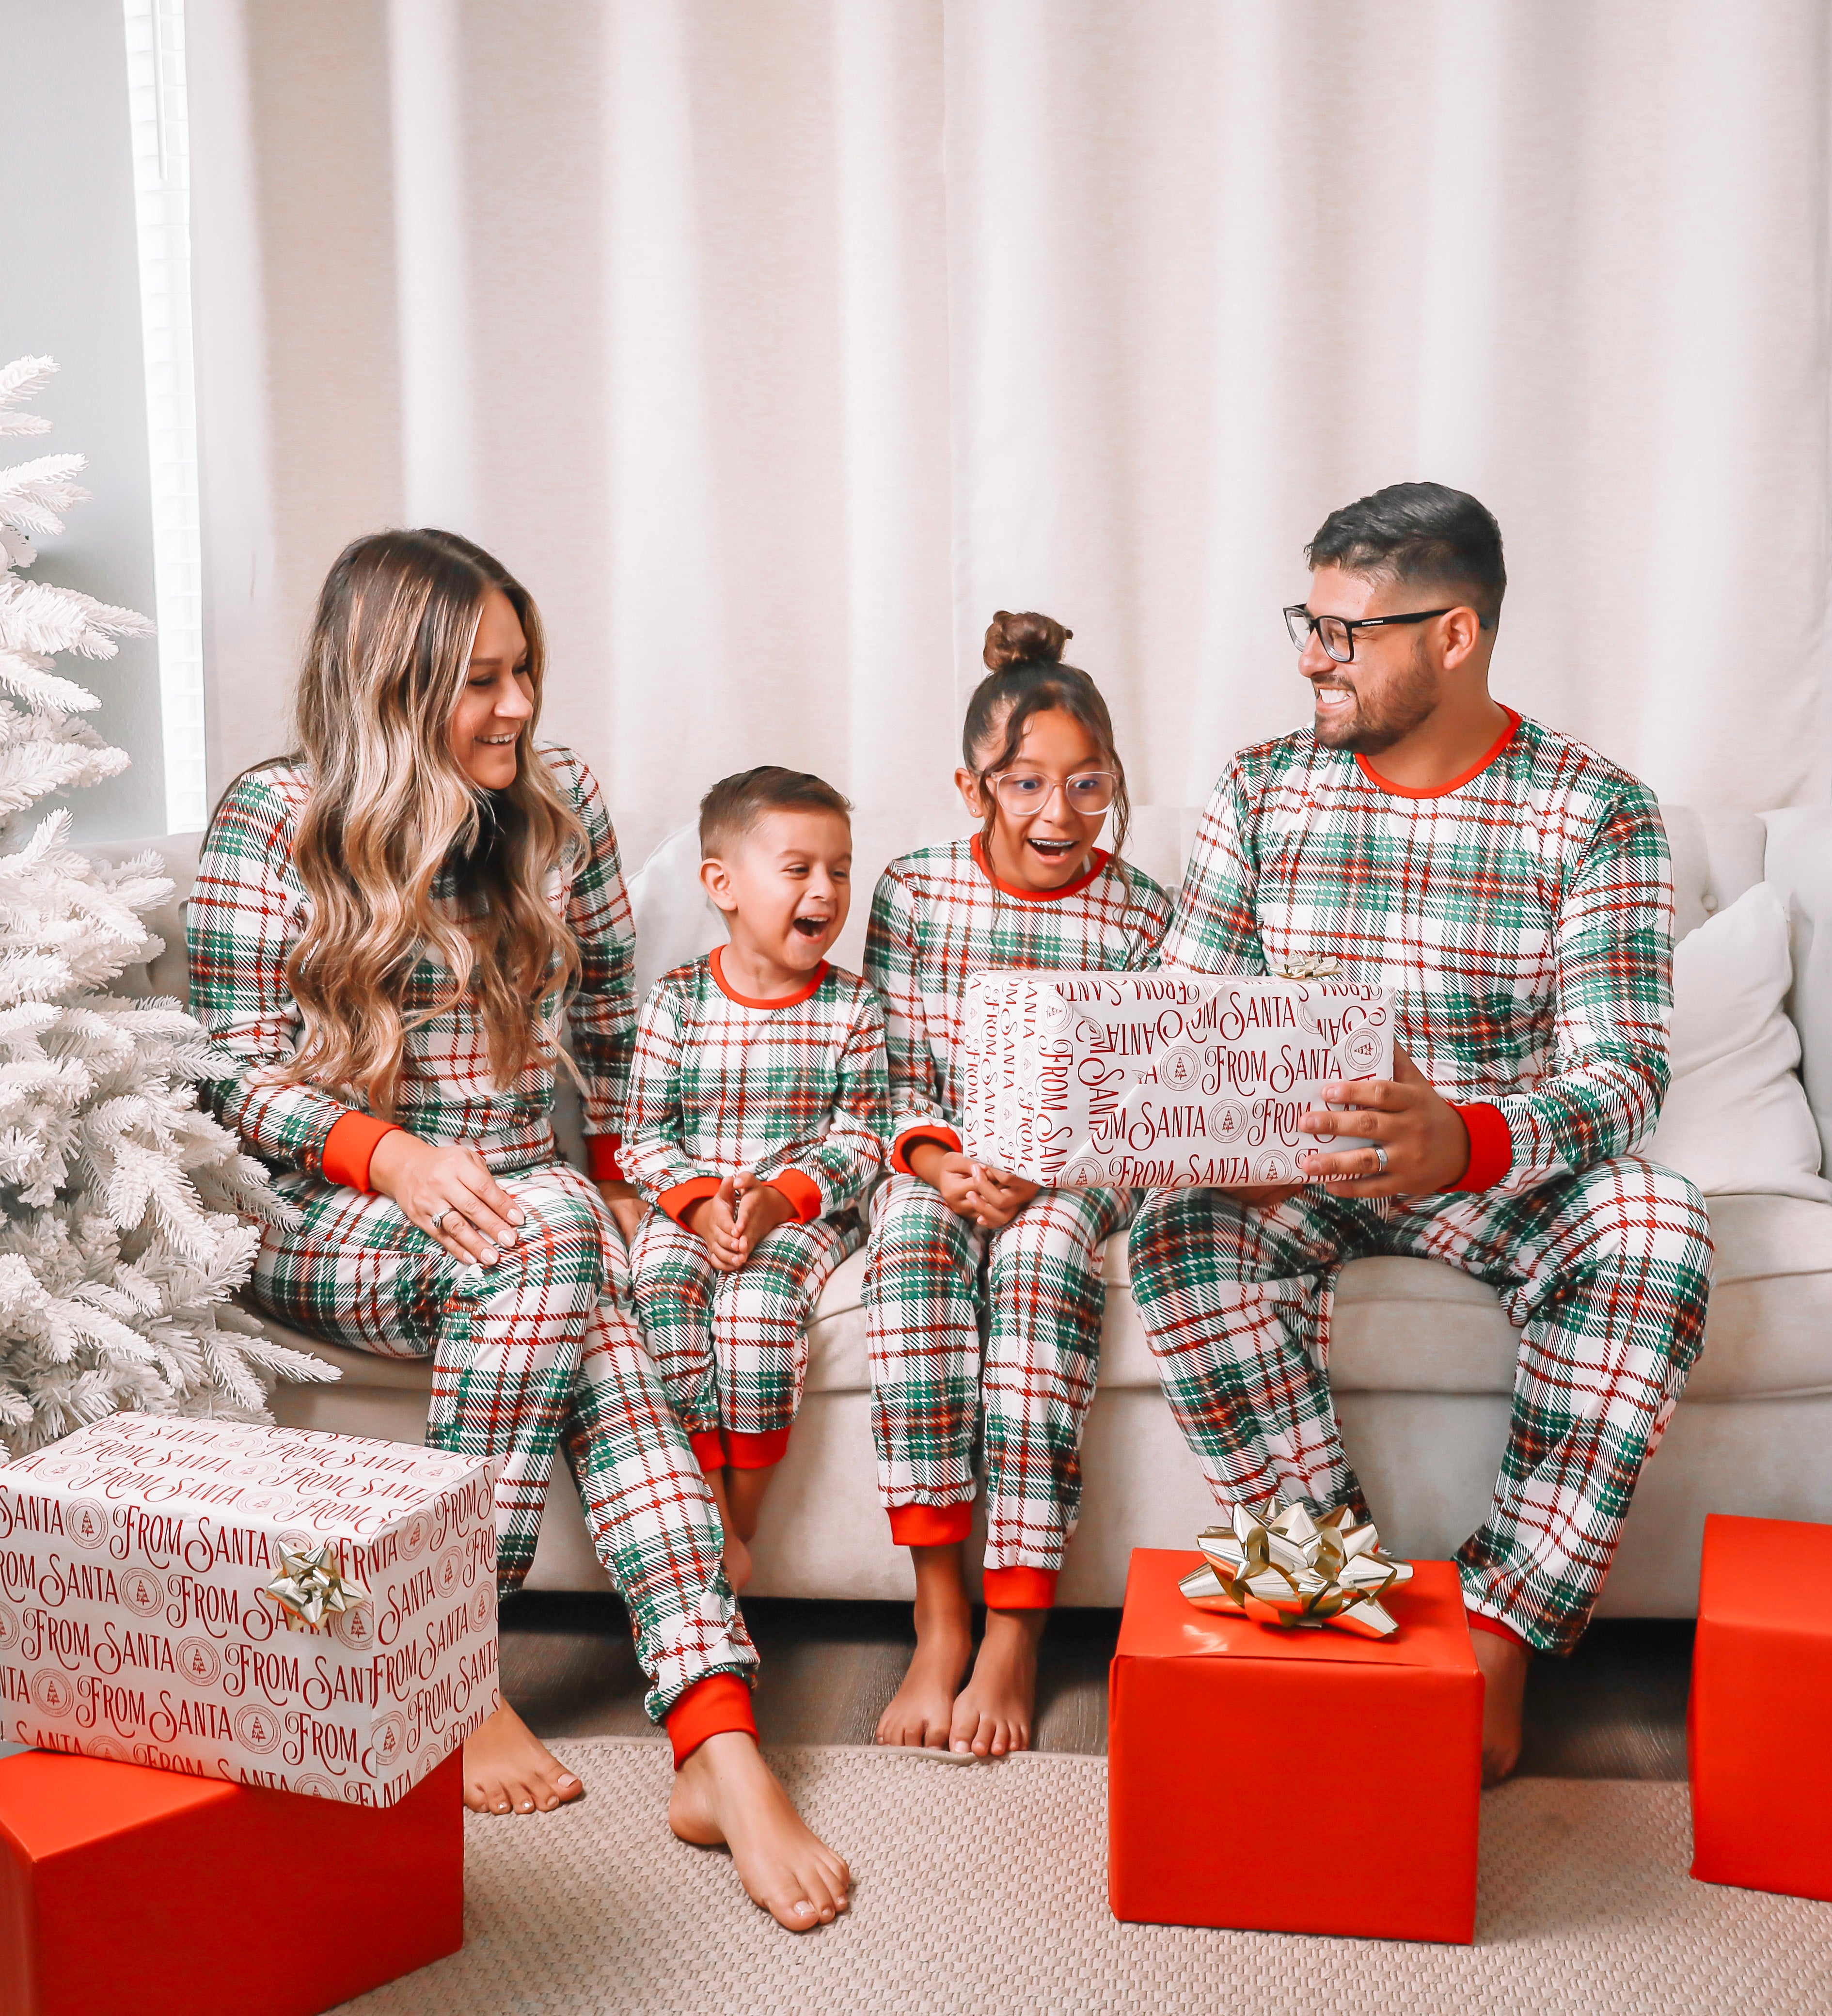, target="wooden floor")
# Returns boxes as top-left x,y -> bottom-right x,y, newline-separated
502,1594 -> 1695,1779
